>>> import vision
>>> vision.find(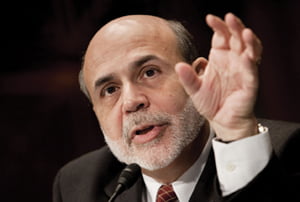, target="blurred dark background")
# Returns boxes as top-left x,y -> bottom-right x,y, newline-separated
1,0 -> 299,201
